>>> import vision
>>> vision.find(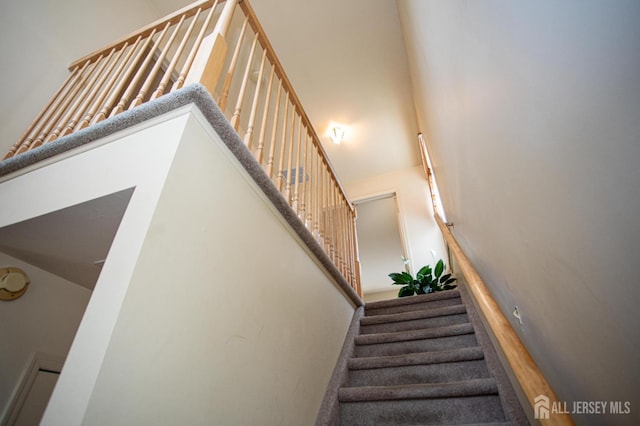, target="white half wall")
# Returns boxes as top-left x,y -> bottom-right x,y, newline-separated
0,109 -> 189,425
81,111 -> 354,425
346,166 -> 448,296
0,253 -> 90,422
398,1 -> 640,423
